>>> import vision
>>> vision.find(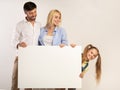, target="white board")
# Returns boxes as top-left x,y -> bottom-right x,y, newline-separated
18,46 -> 81,88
